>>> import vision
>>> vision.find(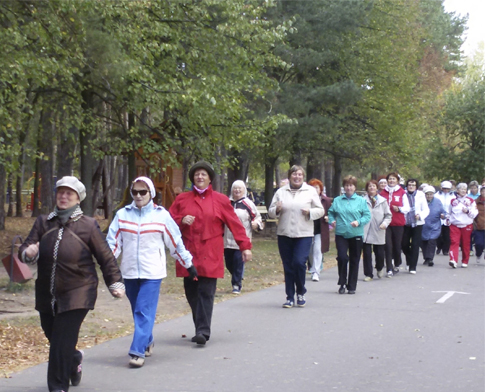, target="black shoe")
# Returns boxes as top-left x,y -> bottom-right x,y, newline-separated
443,251 -> 449,256
338,286 -> 345,294
428,261 -> 434,267
193,334 -> 207,345
191,334 -> 209,343
70,350 -> 83,386
423,260 -> 429,265
347,290 -> 356,294
436,249 -> 441,255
